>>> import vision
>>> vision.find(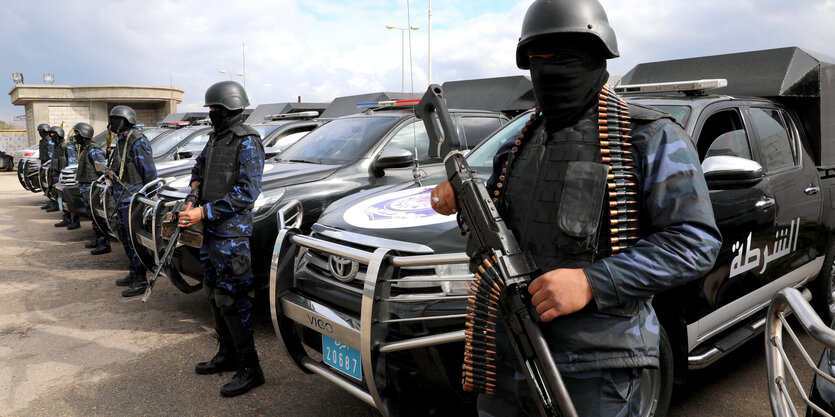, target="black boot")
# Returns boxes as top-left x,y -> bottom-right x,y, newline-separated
66,215 -> 80,230
40,201 -> 51,210
220,351 -> 265,397
91,243 -> 111,255
115,271 -> 135,286
54,214 -> 71,227
195,337 -> 238,375
45,201 -> 59,212
121,277 -> 148,297
84,239 -> 99,249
